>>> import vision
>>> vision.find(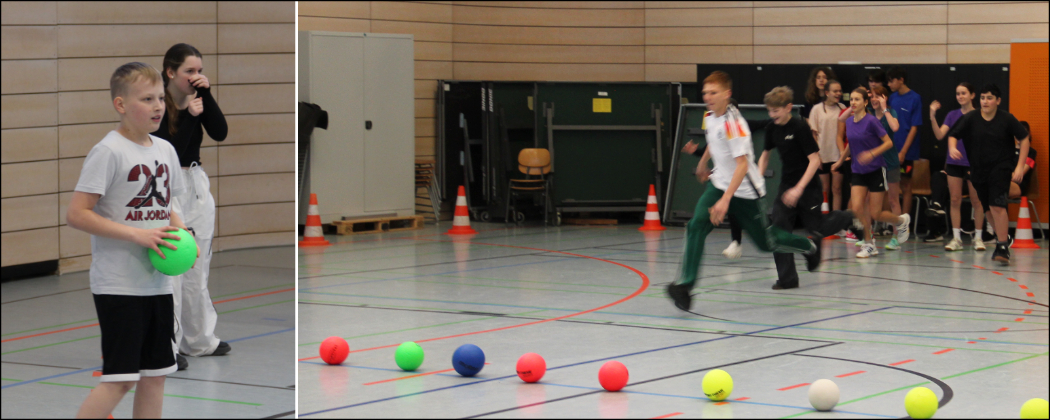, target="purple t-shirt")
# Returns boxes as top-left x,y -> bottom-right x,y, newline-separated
846,113 -> 888,174
943,109 -> 969,166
